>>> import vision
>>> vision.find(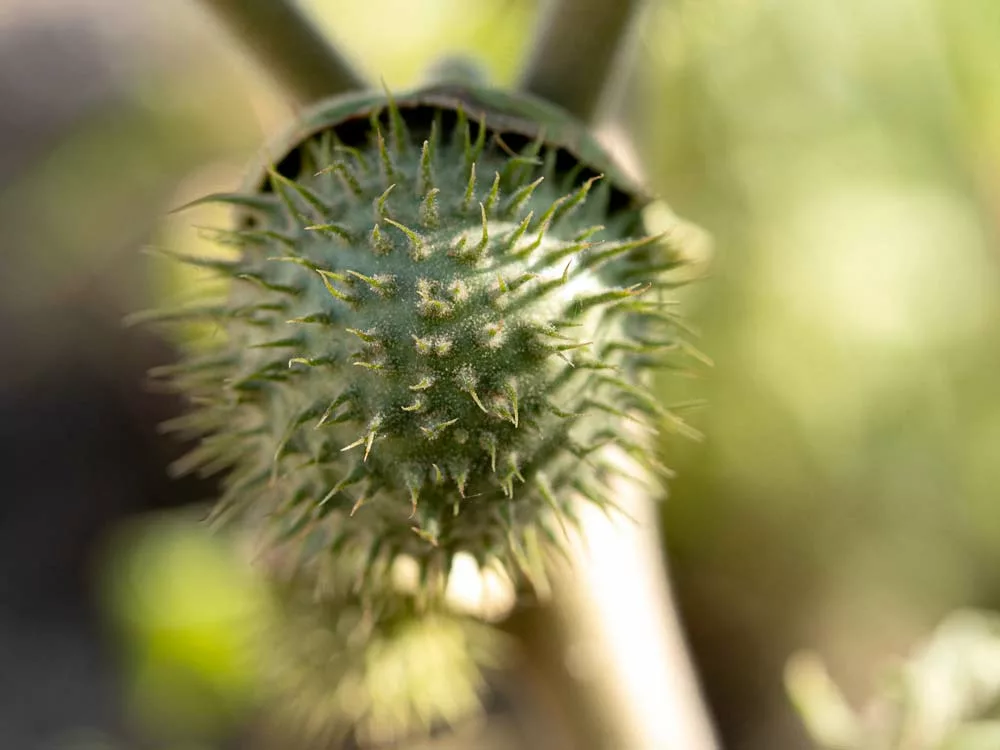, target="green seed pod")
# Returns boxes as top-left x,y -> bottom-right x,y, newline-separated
147,84 -> 690,584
